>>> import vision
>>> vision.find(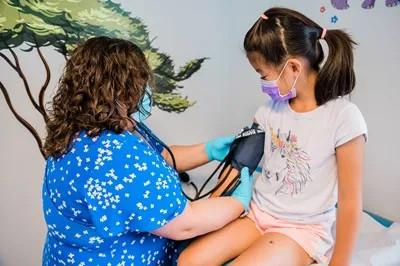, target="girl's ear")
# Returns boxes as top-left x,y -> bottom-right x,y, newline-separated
287,58 -> 302,75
